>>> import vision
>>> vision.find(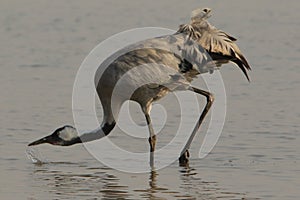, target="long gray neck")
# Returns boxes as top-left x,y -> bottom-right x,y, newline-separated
69,121 -> 116,145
